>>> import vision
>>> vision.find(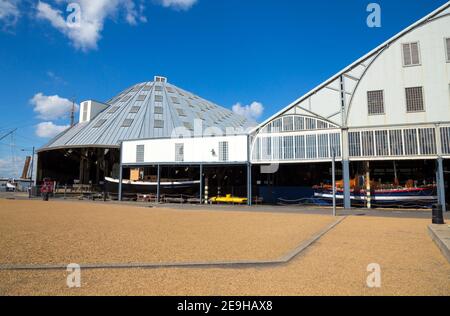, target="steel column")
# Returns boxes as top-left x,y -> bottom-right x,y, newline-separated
157,165 -> 161,203
342,160 -> 351,209
437,158 -> 446,212
199,164 -> 203,204
247,163 -> 252,206
118,164 -> 123,201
